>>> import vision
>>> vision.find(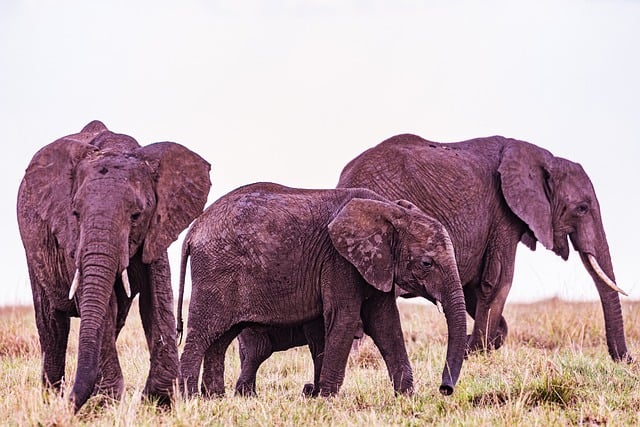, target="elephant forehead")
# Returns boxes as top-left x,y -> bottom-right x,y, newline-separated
404,224 -> 435,245
92,131 -> 140,152
74,156 -> 155,206
554,173 -> 593,202
78,154 -> 149,179
404,227 -> 456,260
407,215 -> 451,243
